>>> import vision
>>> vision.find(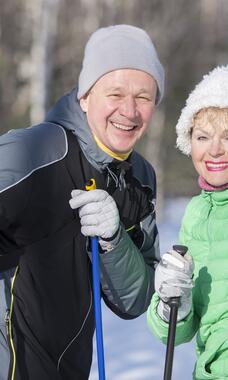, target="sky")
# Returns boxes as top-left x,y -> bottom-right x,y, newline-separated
89,198 -> 196,380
